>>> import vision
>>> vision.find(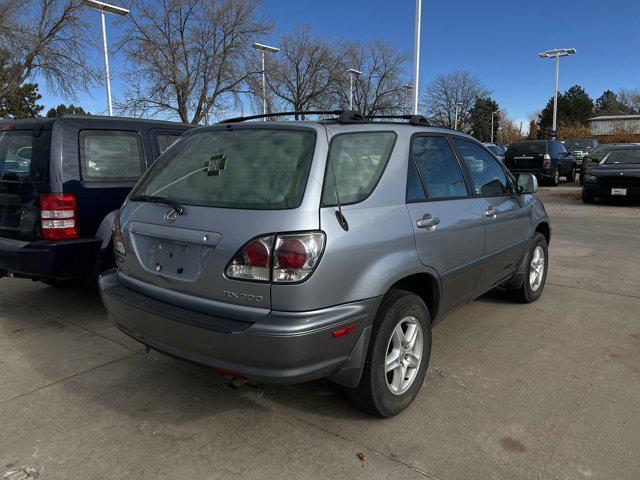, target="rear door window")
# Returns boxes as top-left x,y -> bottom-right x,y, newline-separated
452,139 -> 510,196
322,132 -> 396,206
155,133 -> 182,154
409,136 -> 469,200
79,130 -> 145,182
134,128 -> 316,209
0,130 -> 34,182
